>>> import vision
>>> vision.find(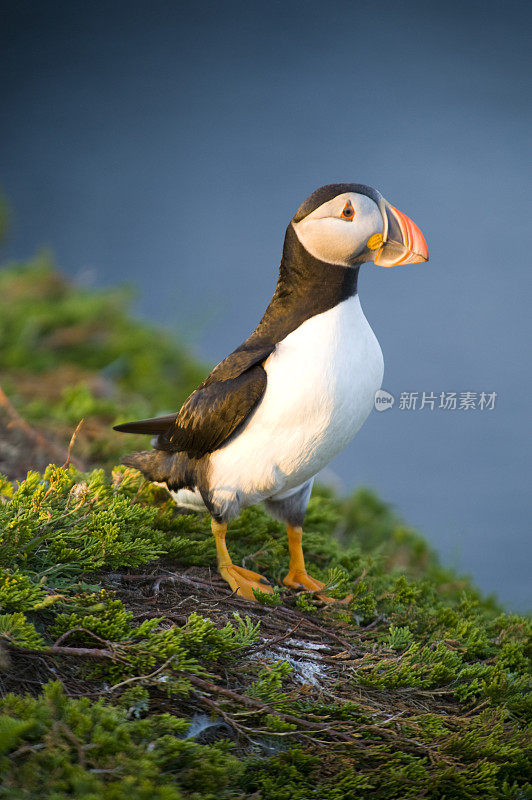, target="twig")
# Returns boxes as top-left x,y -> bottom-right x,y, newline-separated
6,642 -> 122,662
132,610 -> 188,625
183,673 -> 357,743
53,721 -> 87,768
107,656 -> 177,693
358,614 -> 385,633
44,644 -> 120,660
61,418 -> 84,468
129,478 -> 149,506
273,605 -> 361,655
52,627 -> 112,648
121,571 -> 217,595
247,622 -> 302,653
241,547 -> 268,569
193,690 -> 251,741
152,574 -> 176,598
